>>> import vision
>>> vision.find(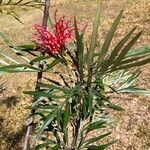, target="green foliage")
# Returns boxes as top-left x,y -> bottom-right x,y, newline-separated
0,2 -> 150,150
